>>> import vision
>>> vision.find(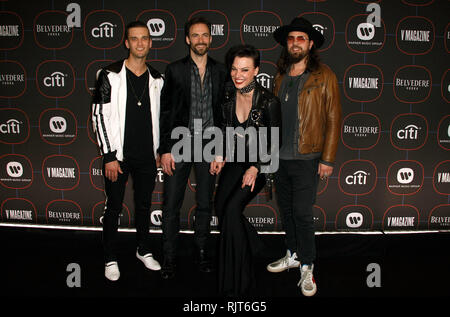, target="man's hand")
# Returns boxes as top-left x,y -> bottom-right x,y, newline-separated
105,160 -> 123,182
160,153 -> 176,176
318,163 -> 333,180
